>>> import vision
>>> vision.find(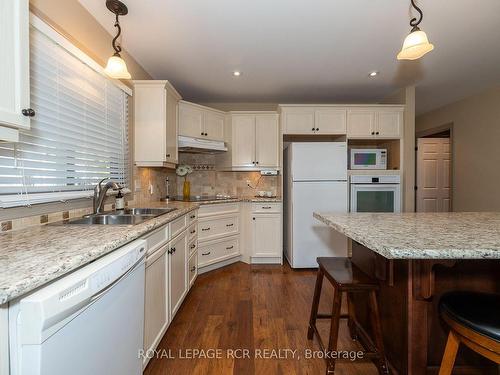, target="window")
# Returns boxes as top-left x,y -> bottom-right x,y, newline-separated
0,19 -> 130,208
